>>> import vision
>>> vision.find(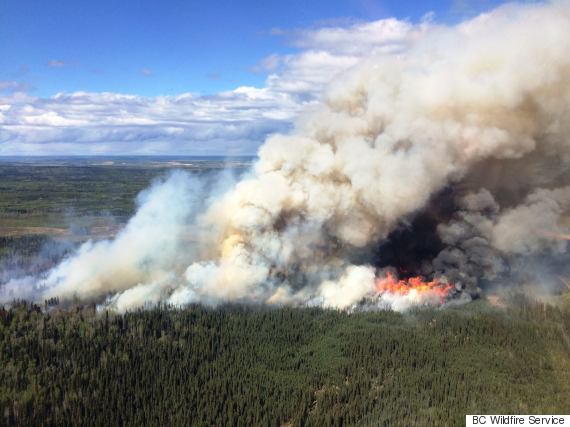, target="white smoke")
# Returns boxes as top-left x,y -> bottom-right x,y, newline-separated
3,1 -> 570,312
40,171 -> 204,302
492,187 -> 570,255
